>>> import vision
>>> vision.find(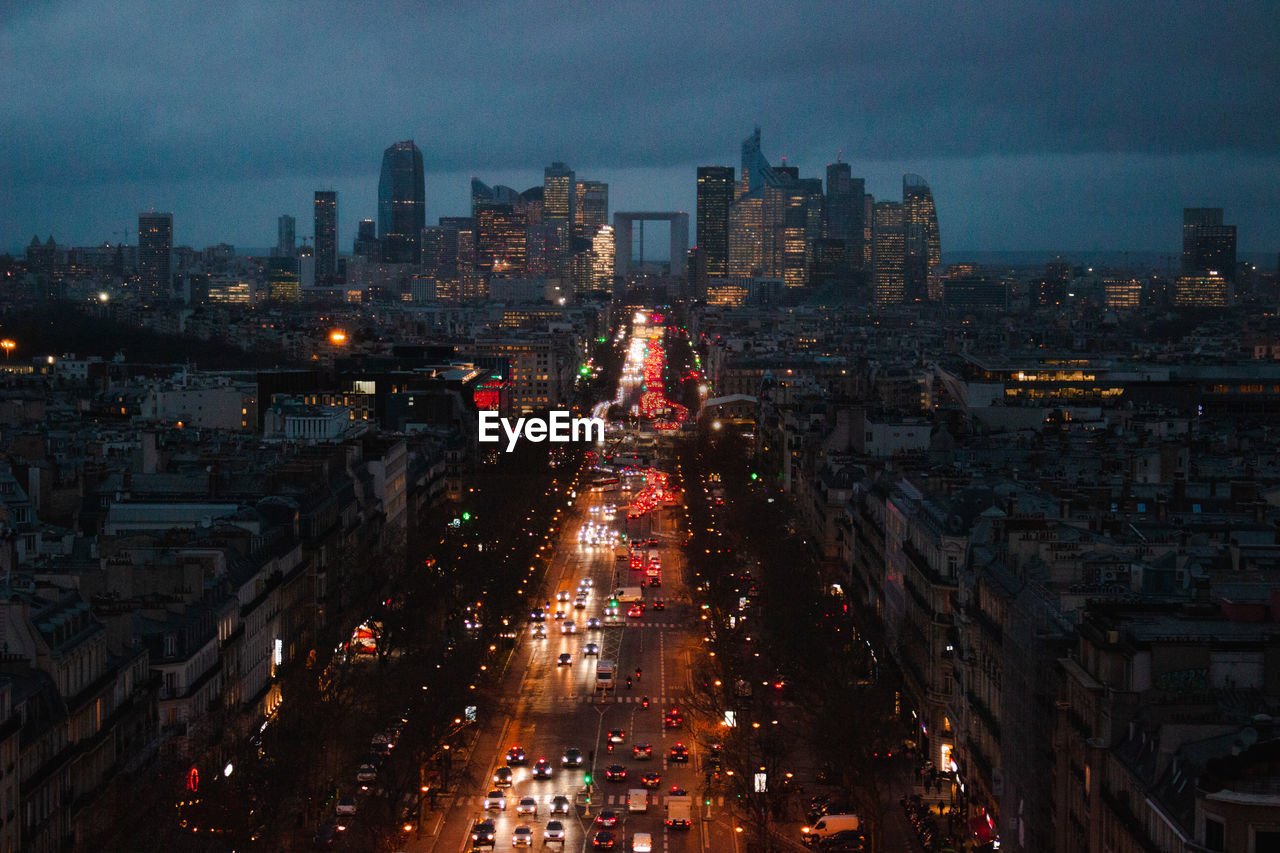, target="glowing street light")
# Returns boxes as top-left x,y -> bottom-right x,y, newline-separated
328,330 -> 348,345
0,339 -> 13,360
